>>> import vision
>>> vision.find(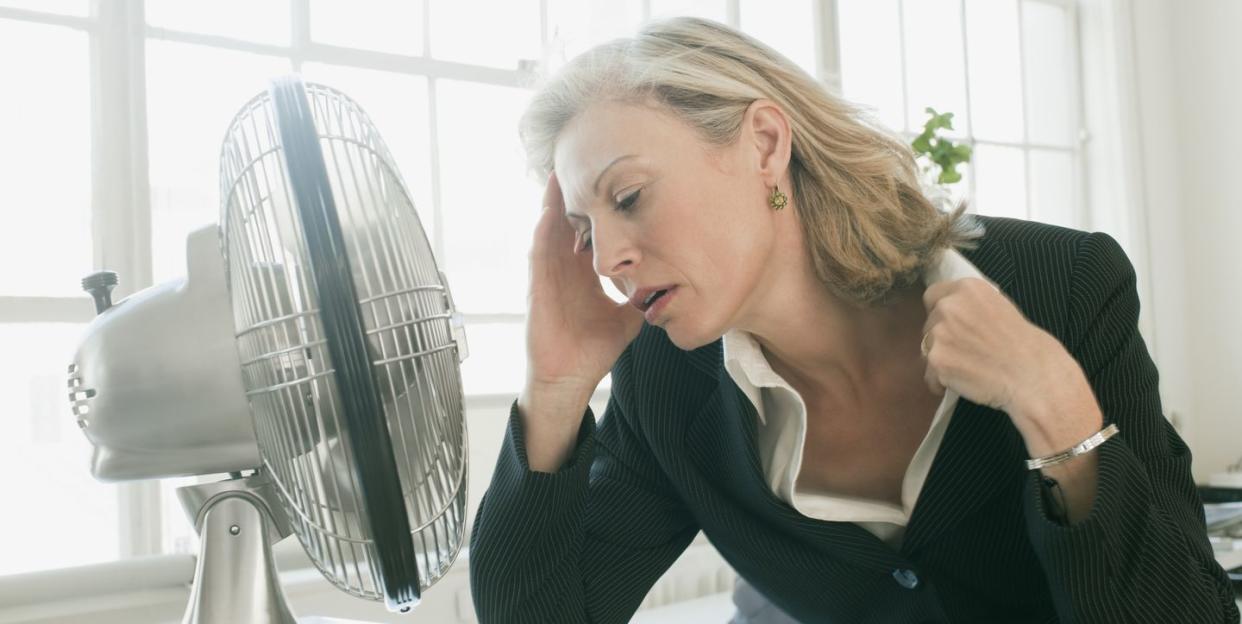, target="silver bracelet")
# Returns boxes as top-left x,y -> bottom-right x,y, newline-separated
1025,423 -> 1120,471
